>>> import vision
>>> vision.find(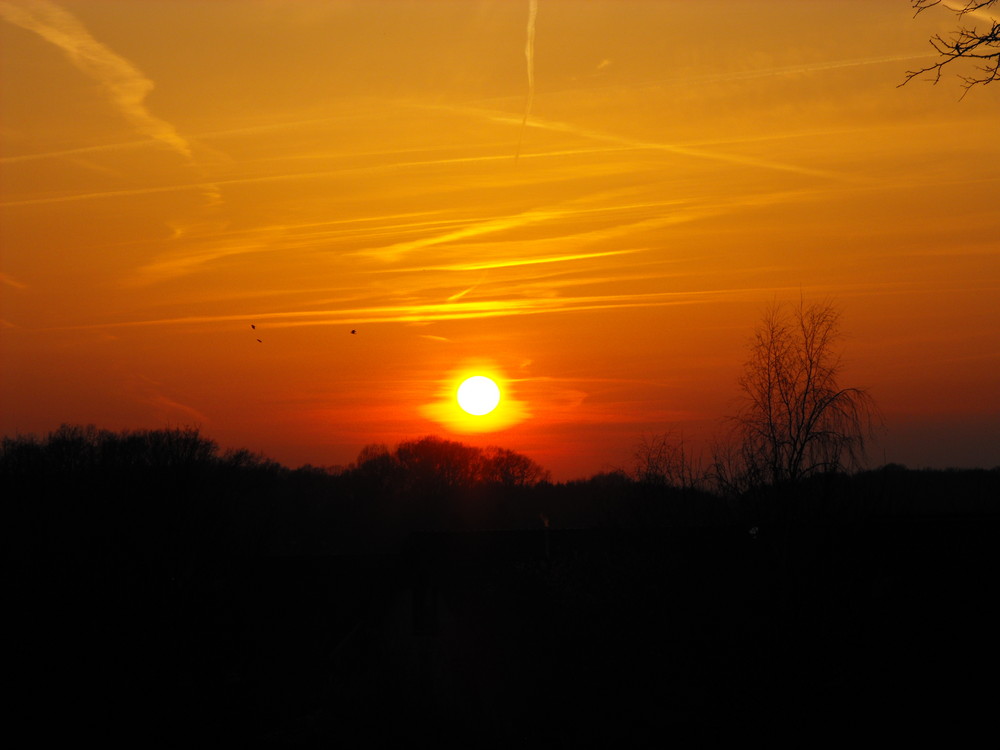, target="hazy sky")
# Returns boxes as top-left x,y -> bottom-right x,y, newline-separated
2,0 -> 998,479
